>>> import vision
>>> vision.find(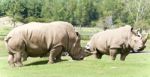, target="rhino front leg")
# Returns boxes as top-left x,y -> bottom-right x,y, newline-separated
94,50 -> 103,59
21,51 -> 28,61
109,49 -> 118,60
14,52 -> 23,67
8,52 -> 15,67
55,51 -> 63,62
120,52 -> 129,61
48,46 -> 62,64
